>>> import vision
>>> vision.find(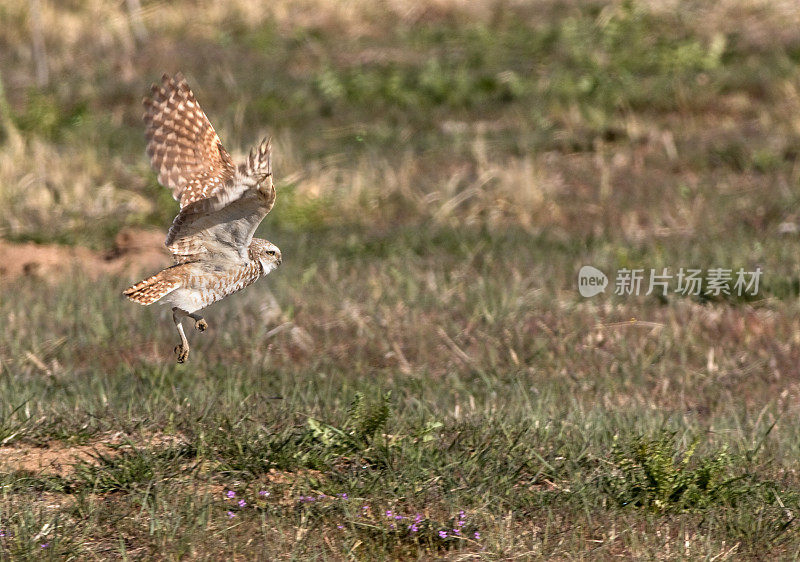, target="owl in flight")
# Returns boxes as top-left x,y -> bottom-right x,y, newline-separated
124,73 -> 282,363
